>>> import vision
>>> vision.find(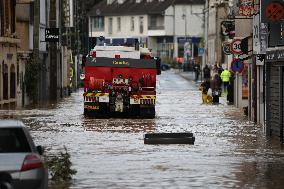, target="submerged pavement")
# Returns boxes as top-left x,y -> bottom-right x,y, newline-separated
0,69 -> 284,189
